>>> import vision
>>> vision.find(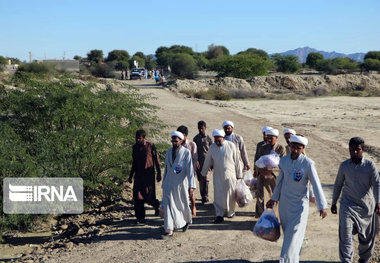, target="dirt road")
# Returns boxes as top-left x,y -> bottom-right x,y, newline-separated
4,79 -> 380,262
